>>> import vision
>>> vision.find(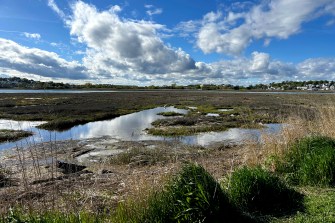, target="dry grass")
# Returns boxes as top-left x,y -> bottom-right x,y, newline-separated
243,105 -> 335,168
3,96 -> 335,220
